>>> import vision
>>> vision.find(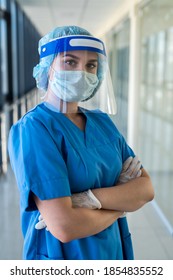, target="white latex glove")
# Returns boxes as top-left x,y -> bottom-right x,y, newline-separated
119,212 -> 126,218
35,157 -> 142,229
71,189 -> 102,209
35,215 -> 49,230
118,156 -> 142,218
35,190 -> 101,230
118,156 -> 142,184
